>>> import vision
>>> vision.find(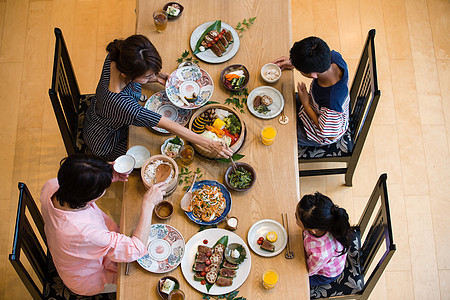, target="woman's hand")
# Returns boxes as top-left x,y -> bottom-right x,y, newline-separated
297,82 -> 310,107
156,72 -> 169,85
273,56 -> 294,71
110,162 -> 129,182
142,182 -> 167,209
205,141 -> 233,159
